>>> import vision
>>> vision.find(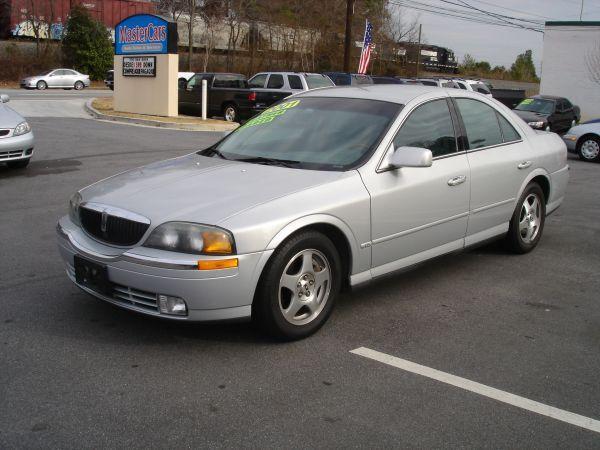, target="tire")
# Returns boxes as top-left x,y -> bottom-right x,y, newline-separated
252,231 -> 342,340
223,104 -> 239,123
577,135 -> 600,162
504,183 -> 546,254
74,81 -> 84,90
6,159 -> 30,169
36,81 -> 47,90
